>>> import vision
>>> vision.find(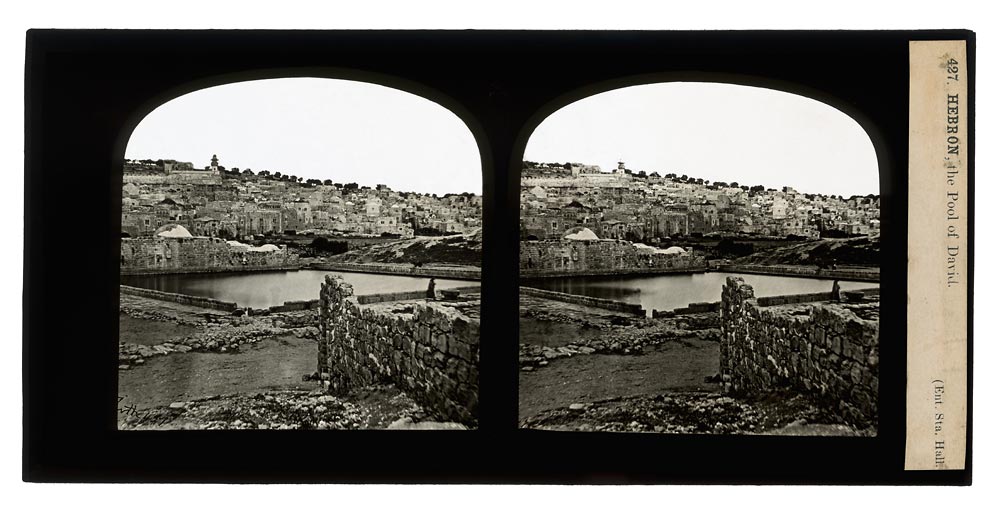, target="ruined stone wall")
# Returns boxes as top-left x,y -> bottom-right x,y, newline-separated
520,239 -> 705,277
356,286 -> 481,305
519,286 -> 646,316
716,263 -> 880,282
314,262 -> 481,280
318,275 -> 479,424
119,285 -> 238,311
719,277 -> 879,426
121,237 -> 298,274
